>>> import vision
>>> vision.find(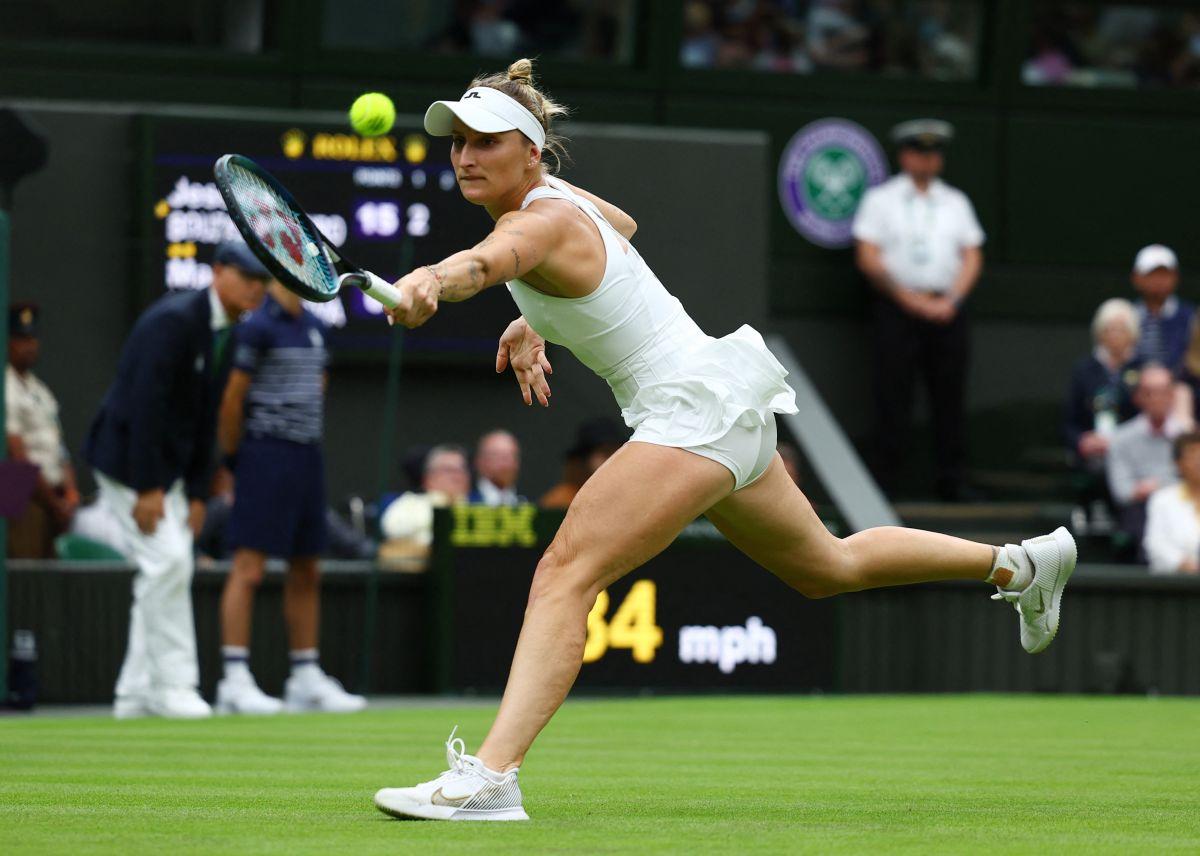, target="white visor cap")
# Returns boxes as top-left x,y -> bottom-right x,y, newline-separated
1133,244 -> 1178,275
424,86 -> 546,150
